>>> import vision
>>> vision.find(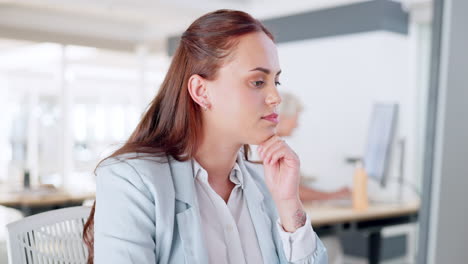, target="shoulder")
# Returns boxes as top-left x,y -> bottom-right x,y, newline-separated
96,153 -> 173,198
97,153 -> 170,175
